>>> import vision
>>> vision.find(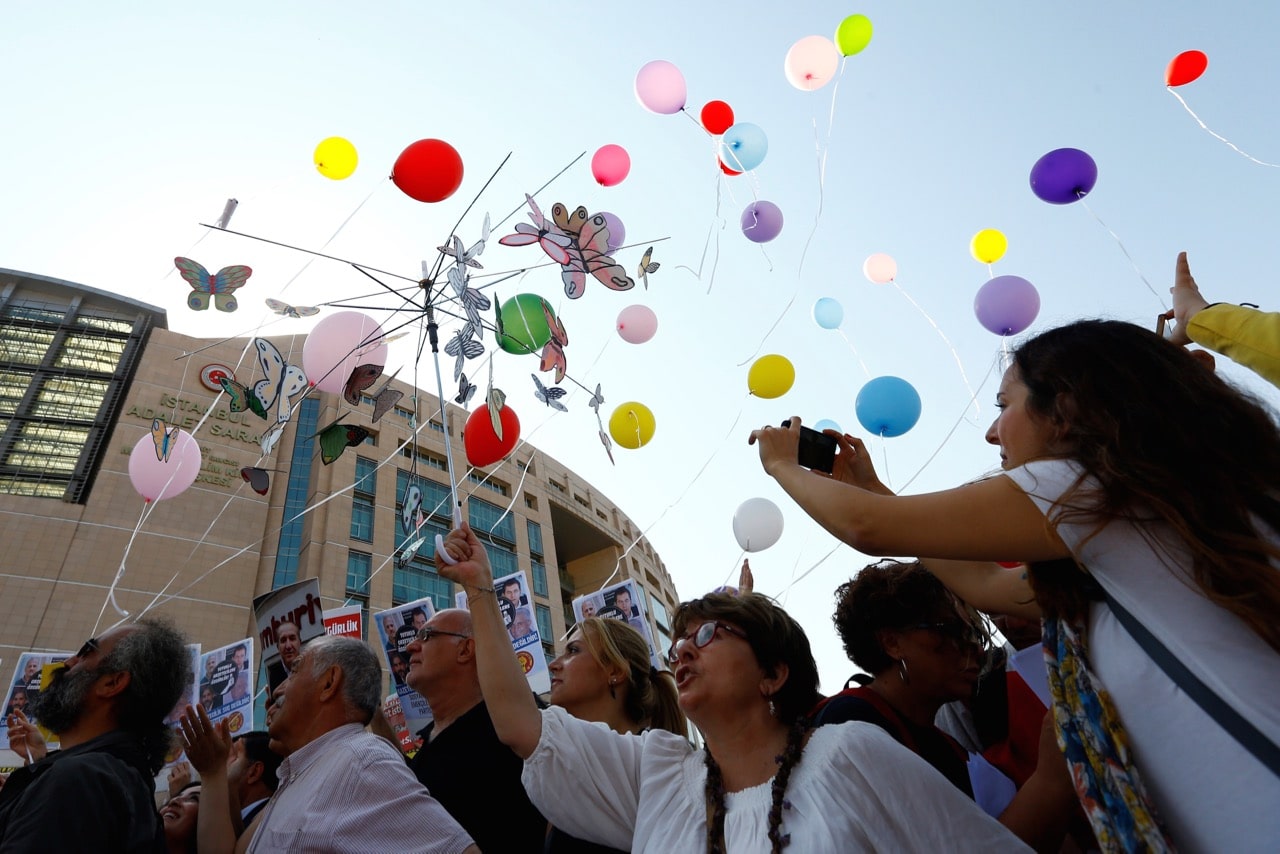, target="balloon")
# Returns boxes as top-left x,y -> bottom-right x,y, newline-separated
598,211 -> 626,251
129,427 -> 202,502
718,157 -> 743,176
392,139 -> 463,203
855,376 -> 922,438
997,561 -> 1023,569
634,60 -> 686,115
497,294 -> 555,355
784,35 -> 841,91
862,253 -> 897,284
719,123 -> 768,172
700,100 -> 735,134
974,275 -> 1040,336
609,402 -> 656,449
747,354 -> 795,399
464,403 -> 521,468
812,297 -> 843,329
813,418 -> 842,434
835,14 -> 874,56
1029,148 -> 1097,204
591,144 -> 631,187
732,497 -> 784,552
616,304 -> 658,344
970,229 -> 1008,264
1165,50 -> 1208,87
313,137 -> 357,180
302,311 -> 389,394
740,201 -> 784,243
